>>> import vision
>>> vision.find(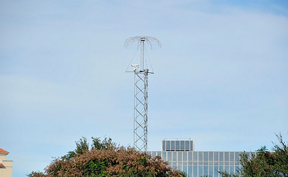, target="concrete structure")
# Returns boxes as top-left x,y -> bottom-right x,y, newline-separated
148,139 -> 244,177
0,148 -> 13,177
